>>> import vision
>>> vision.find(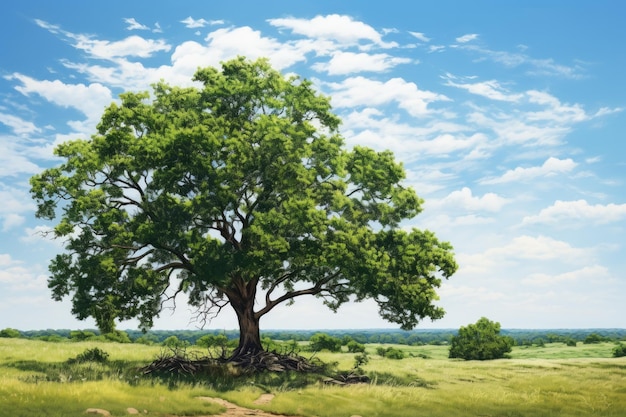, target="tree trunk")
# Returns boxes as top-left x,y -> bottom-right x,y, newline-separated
227,278 -> 263,359
232,303 -> 263,358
